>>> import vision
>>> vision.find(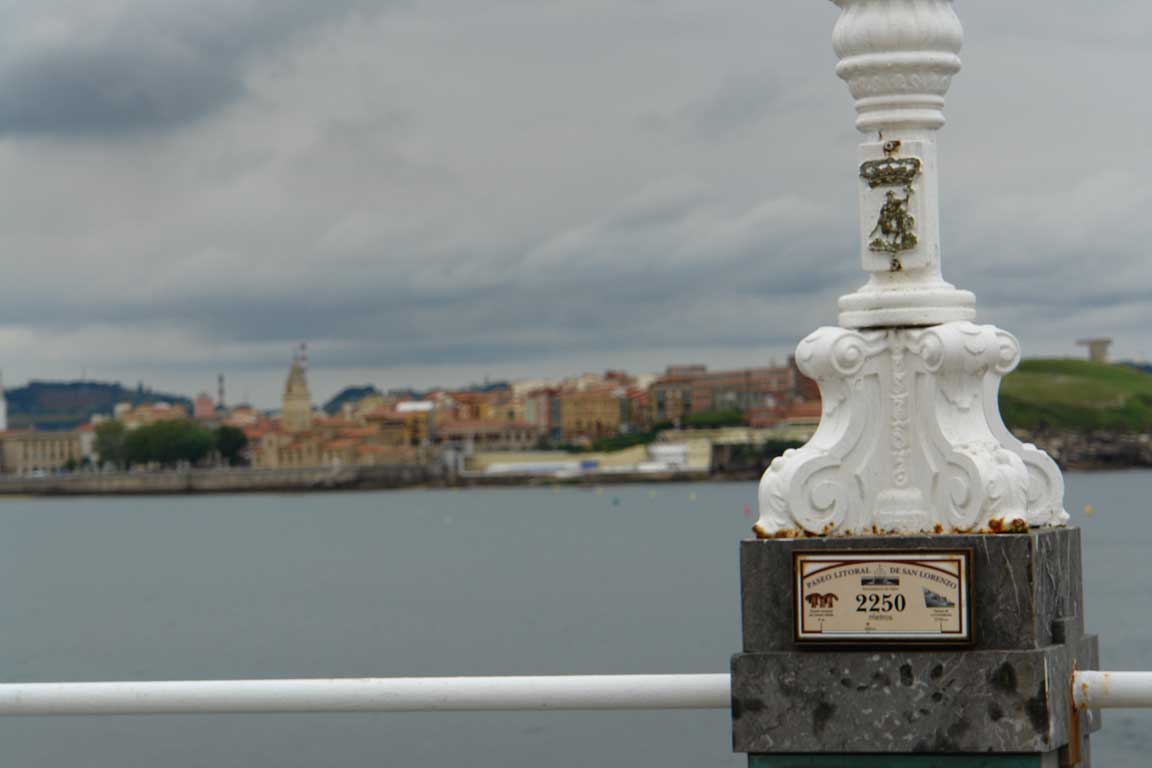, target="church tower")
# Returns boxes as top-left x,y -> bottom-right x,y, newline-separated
281,344 -> 312,433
